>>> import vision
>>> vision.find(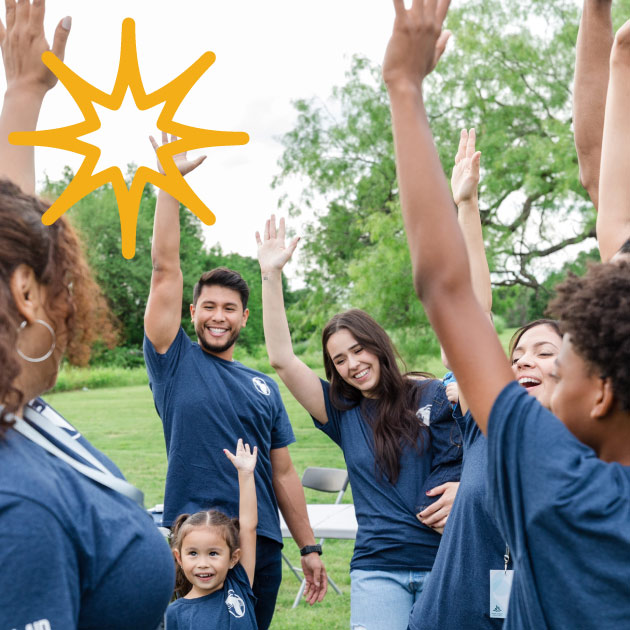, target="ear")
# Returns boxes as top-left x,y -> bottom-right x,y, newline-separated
229,547 -> 241,569
241,308 -> 249,328
189,303 -> 195,321
173,548 -> 182,567
9,264 -> 44,324
591,377 -> 615,420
